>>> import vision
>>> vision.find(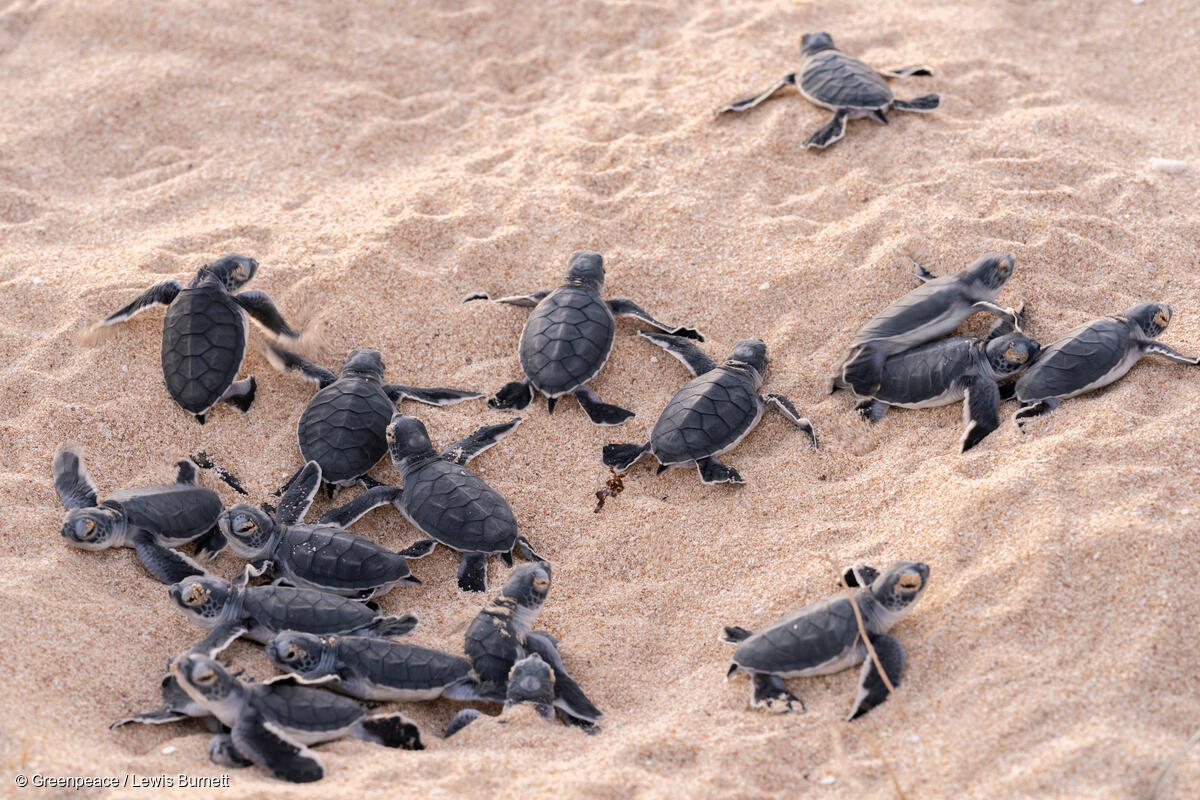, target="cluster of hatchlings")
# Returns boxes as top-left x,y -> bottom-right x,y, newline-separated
53,33 -> 1198,784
